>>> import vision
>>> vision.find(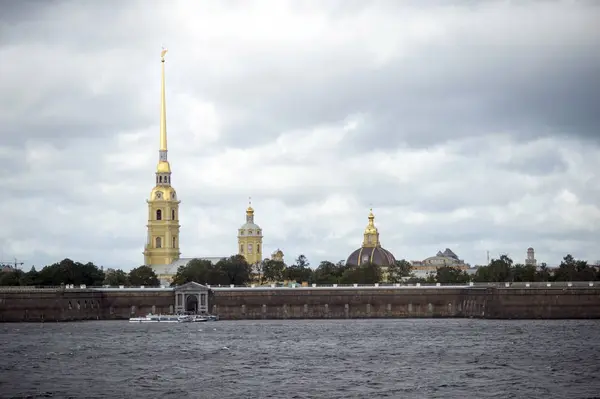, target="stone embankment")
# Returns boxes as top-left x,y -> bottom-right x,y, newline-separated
0,282 -> 599,322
